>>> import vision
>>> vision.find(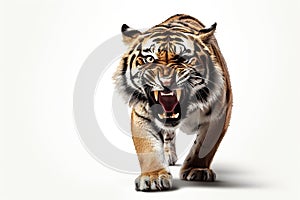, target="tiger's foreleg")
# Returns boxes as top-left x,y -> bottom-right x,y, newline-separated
180,107 -> 230,181
131,109 -> 172,191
